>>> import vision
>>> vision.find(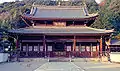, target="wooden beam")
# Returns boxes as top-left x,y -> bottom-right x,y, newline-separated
21,17 -> 30,27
